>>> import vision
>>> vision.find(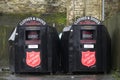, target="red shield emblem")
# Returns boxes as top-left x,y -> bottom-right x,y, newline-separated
81,51 -> 96,67
26,51 -> 41,68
